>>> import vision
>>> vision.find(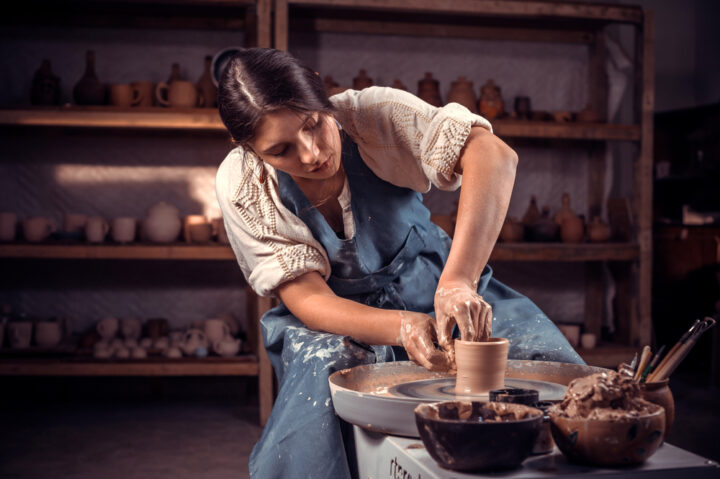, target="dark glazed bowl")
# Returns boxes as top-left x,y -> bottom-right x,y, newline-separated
548,403 -> 665,466
414,401 -> 543,472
